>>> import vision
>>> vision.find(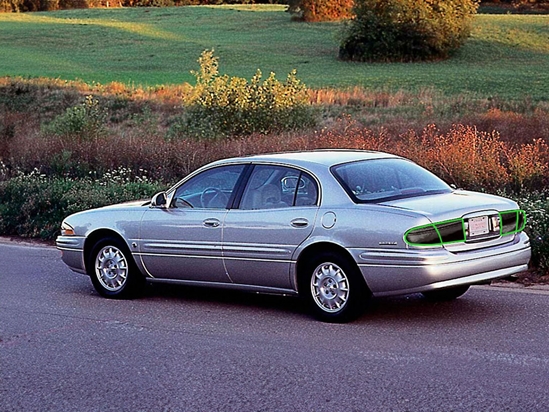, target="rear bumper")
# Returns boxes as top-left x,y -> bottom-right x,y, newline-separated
355,232 -> 531,296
